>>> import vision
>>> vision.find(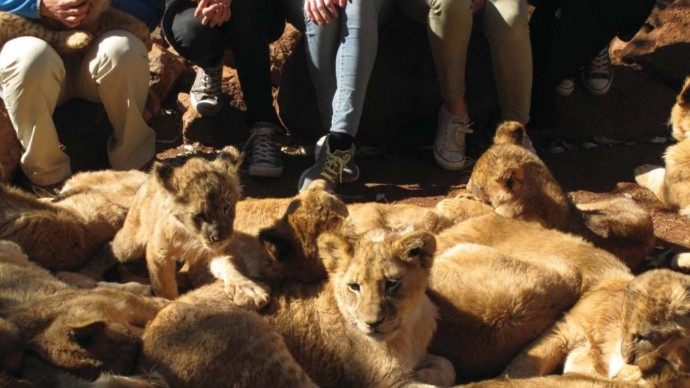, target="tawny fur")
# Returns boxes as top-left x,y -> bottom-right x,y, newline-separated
503,269 -> 690,386
468,125 -> 654,269
635,77 -> 690,218
110,147 -> 270,307
141,282 -> 317,388
0,176 -> 134,270
430,213 -> 633,380
0,0 -> 151,56
0,240 -> 167,379
143,228 -> 456,387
